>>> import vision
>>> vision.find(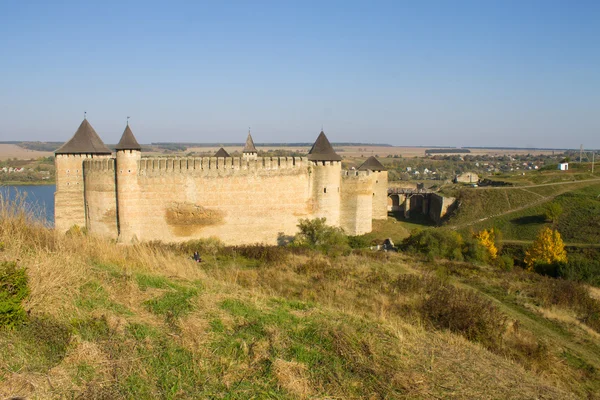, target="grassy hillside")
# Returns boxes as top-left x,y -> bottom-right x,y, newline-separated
1,208 -> 600,398
445,179 -> 600,234
457,184 -> 600,244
